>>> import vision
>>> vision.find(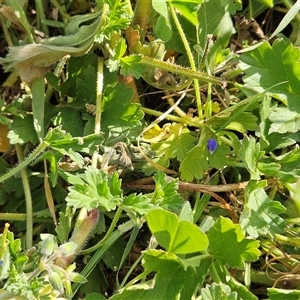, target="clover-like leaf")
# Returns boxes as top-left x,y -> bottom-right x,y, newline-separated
147,208 -> 208,254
